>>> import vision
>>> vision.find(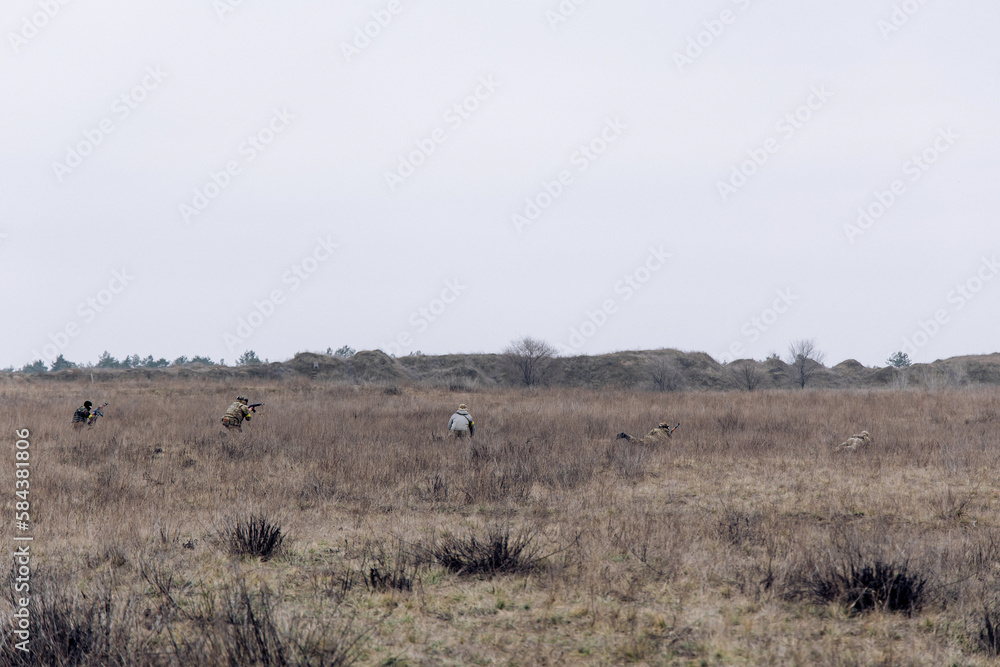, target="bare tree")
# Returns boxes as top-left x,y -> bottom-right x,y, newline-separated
502,336 -> 557,387
787,338 -> 826,388
729,360 -> 762,391
647,356 -> 684,392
